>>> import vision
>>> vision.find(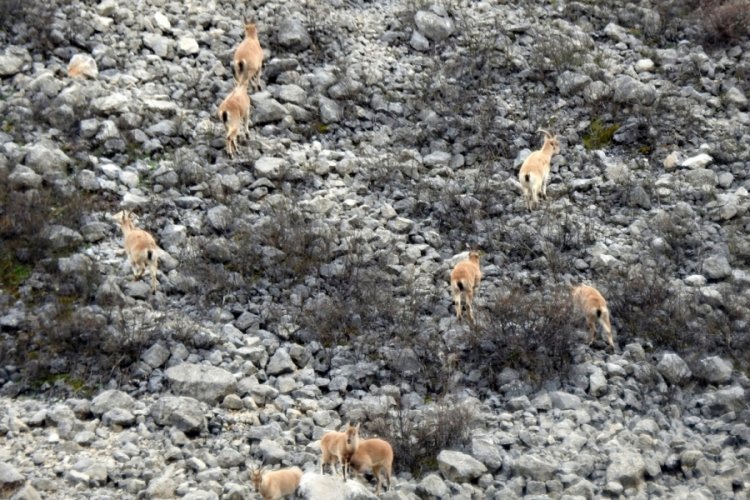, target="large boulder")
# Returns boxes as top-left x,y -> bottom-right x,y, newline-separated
165,363 -> 236,403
